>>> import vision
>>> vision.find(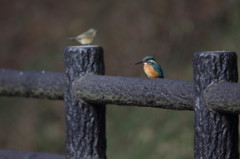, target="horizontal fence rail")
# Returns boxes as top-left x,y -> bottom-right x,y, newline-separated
0,149 -> 65,159
204,81 -> 240,114
73,74 -> 194,110
0,69 -> 240,113
0,69 -> 65,100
